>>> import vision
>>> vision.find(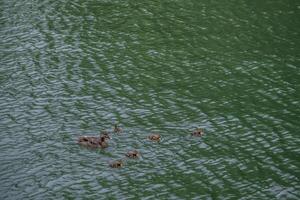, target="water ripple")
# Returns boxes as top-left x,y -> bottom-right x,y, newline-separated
1,0 -> 300,199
